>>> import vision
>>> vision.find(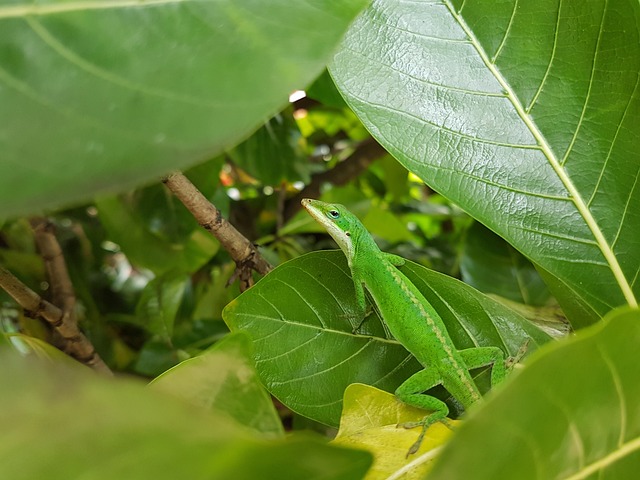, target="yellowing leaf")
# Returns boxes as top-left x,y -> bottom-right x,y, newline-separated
333,384 -> 459,480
